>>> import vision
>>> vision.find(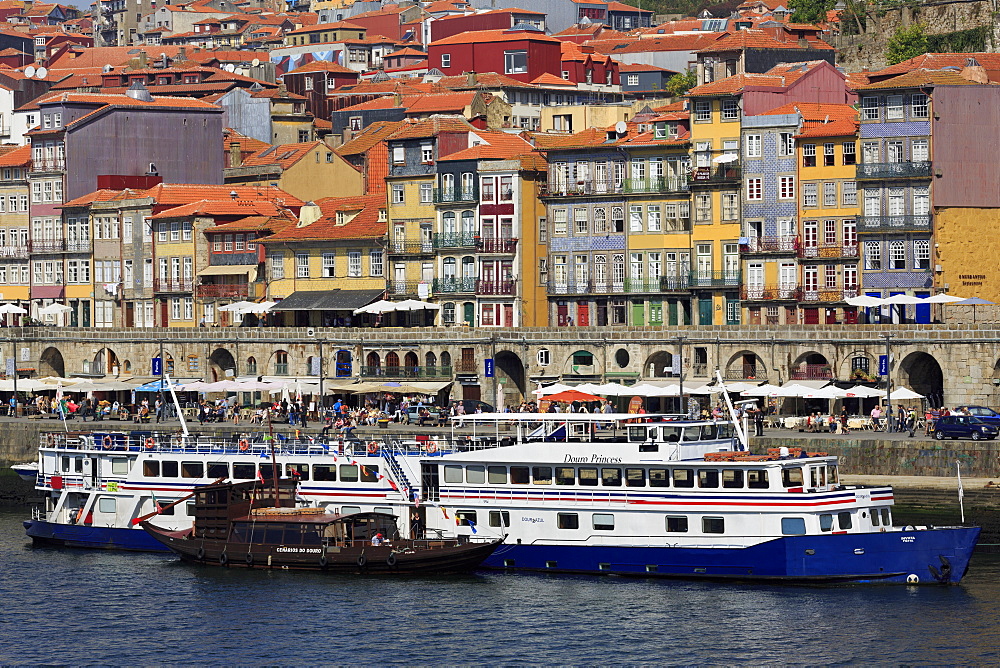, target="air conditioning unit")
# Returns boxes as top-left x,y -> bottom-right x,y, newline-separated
935,264 -> 943,273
